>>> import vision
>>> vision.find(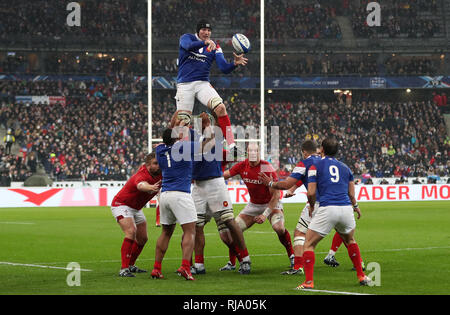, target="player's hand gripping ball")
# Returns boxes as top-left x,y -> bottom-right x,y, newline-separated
232,33 -> 251,54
